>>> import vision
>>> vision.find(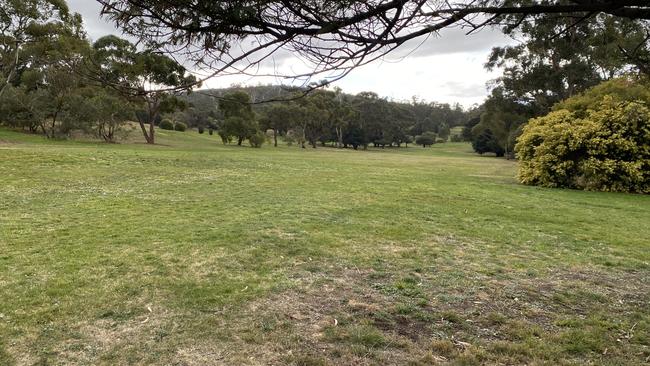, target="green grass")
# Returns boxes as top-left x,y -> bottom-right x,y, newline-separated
1,128 -> 649,365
